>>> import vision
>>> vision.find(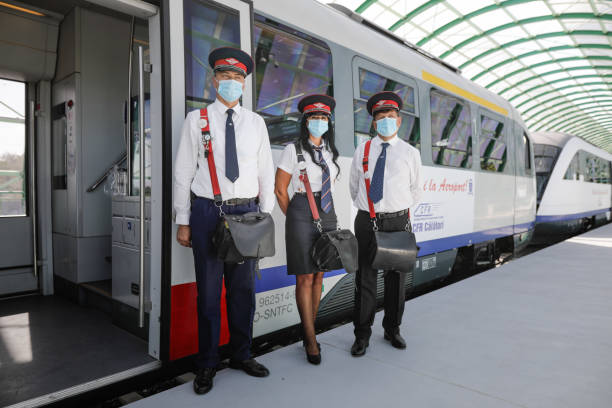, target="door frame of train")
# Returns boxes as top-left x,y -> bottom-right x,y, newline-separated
161,0 -> 254,362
